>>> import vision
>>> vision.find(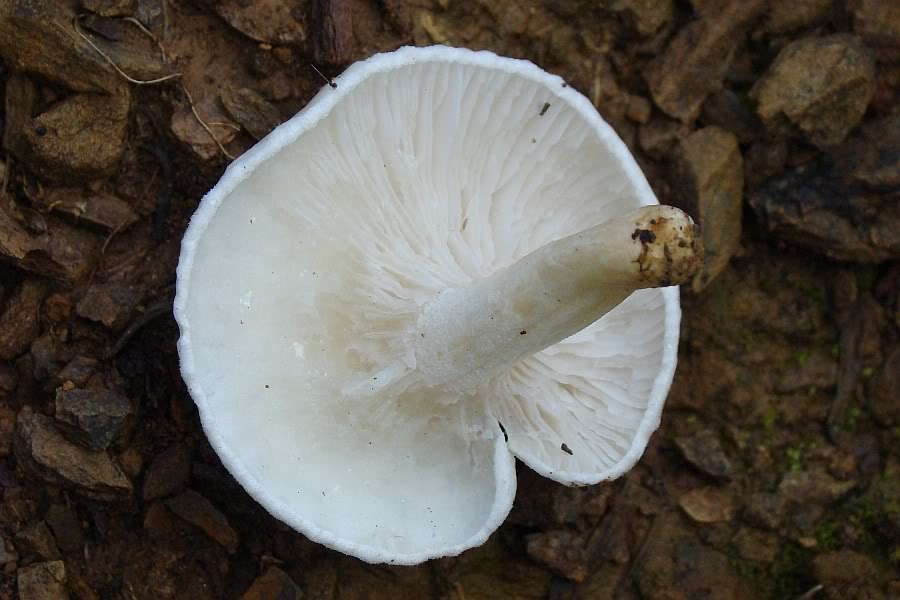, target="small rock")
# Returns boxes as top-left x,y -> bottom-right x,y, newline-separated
509,469 -> 613,528
525,530 -> 590,582
633,512 -> 752,600
0,363 -> 18,398
220,86 -> 282,141
850,0 -> 900,51
142,501 -> 183,540
0,406 -> 16,457
0,279 -> 48,361
588,508 -> 631,565
165,490 -> 239,553
17,561 -> 67,600
777,349 -> 839,392
44,505 -> 82,556
750,112 -> 900,260
29,333 -> 72,382
638,118 -> 690,160
678,487 -> 737,523
674,429 -> 733,479
869,346 -> 900,426
54,388 -> 134,450
813,550 -> 879,590
0,482 -> 40,525
836,112 -> 900,192
602,0 -> 673,37
751,35 -> 876,149
748,114 -> 900,262
380,0 -> 412,34
625,94 -> 653,124
828,446 -> 858,480
14,521 -> 60,561
699,90 -> 761,144
52,356 -> 98,390
76,283 -> 142,331
731,527 -> 778,563
1,0 -> 134,183
116,447 -> 143,480
15,411 -> 132,502
34,188 -> 138,233
778,468 -> 856,504
762,0 -> 832,34
644,0 -> 767,121
214,0 -> 306,44
0,208 -> 99,282
170,102 -> 238,162
671,126 -> 744,291
142,442 -> 191,501
82,0 -> 135,17
42,294 -> 73,323
4,75 -> 132,184
241,566 -> 303,600
121,543 -> 219,600
0,538 -> 18,566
